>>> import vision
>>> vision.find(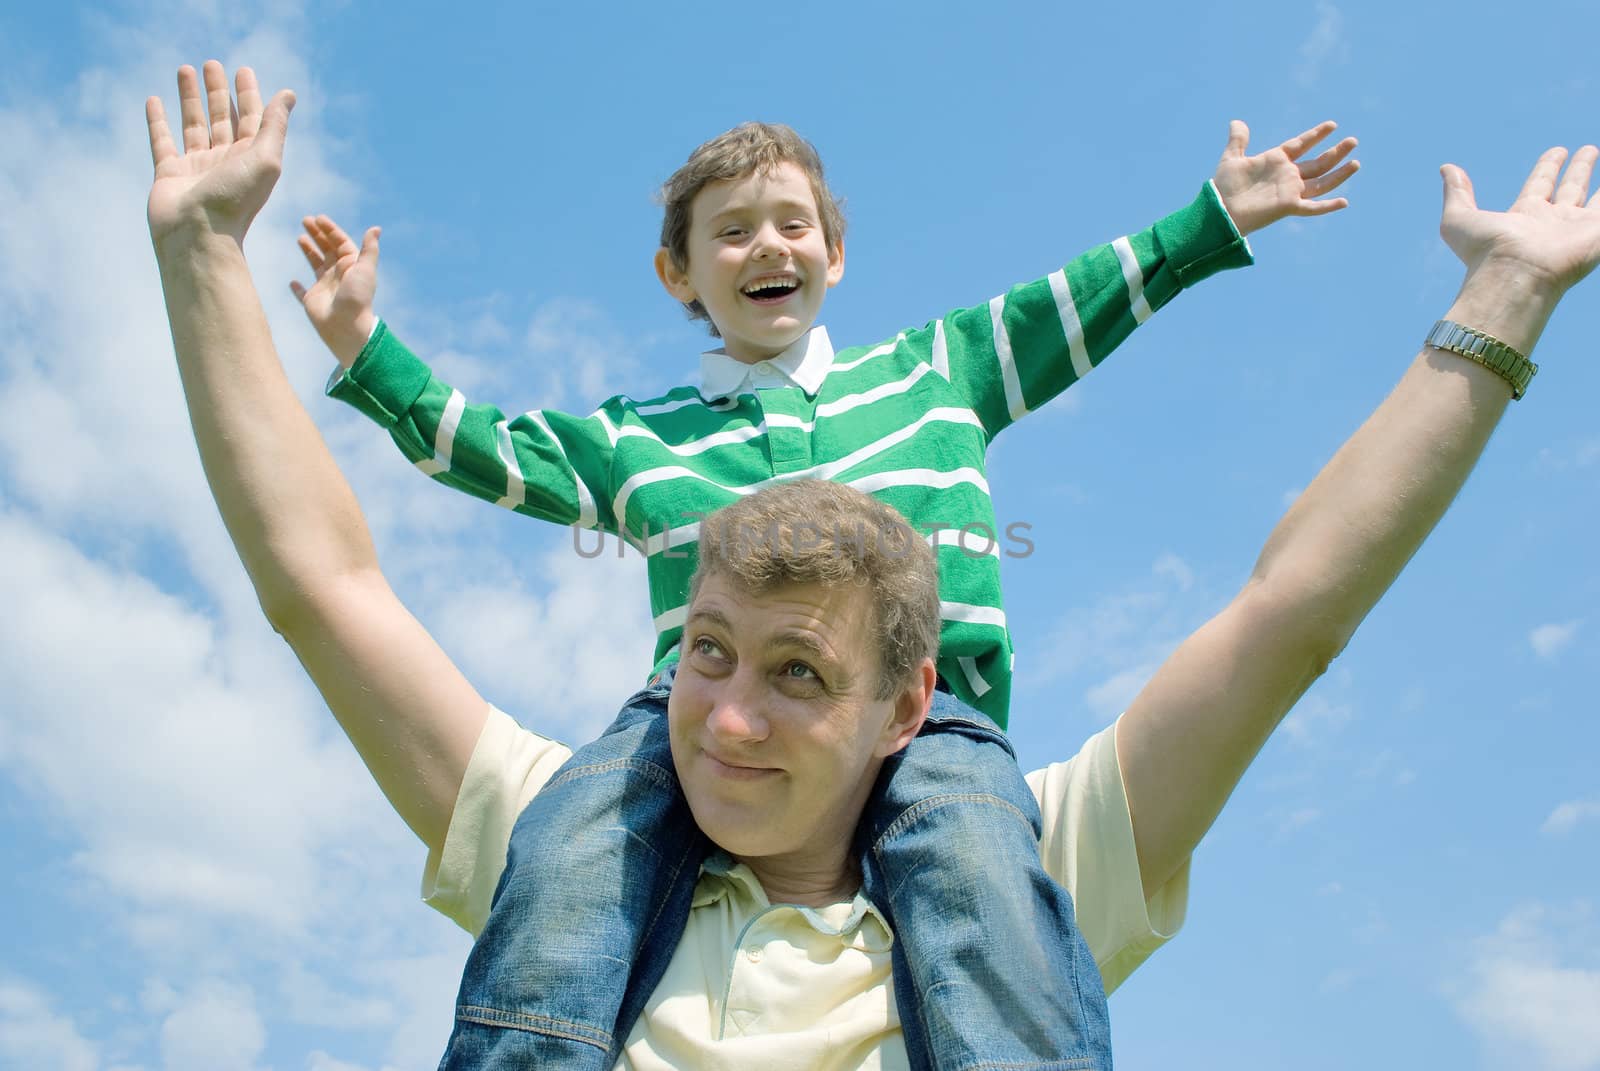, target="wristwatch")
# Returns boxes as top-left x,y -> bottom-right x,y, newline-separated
1423,319 -> 1537,400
